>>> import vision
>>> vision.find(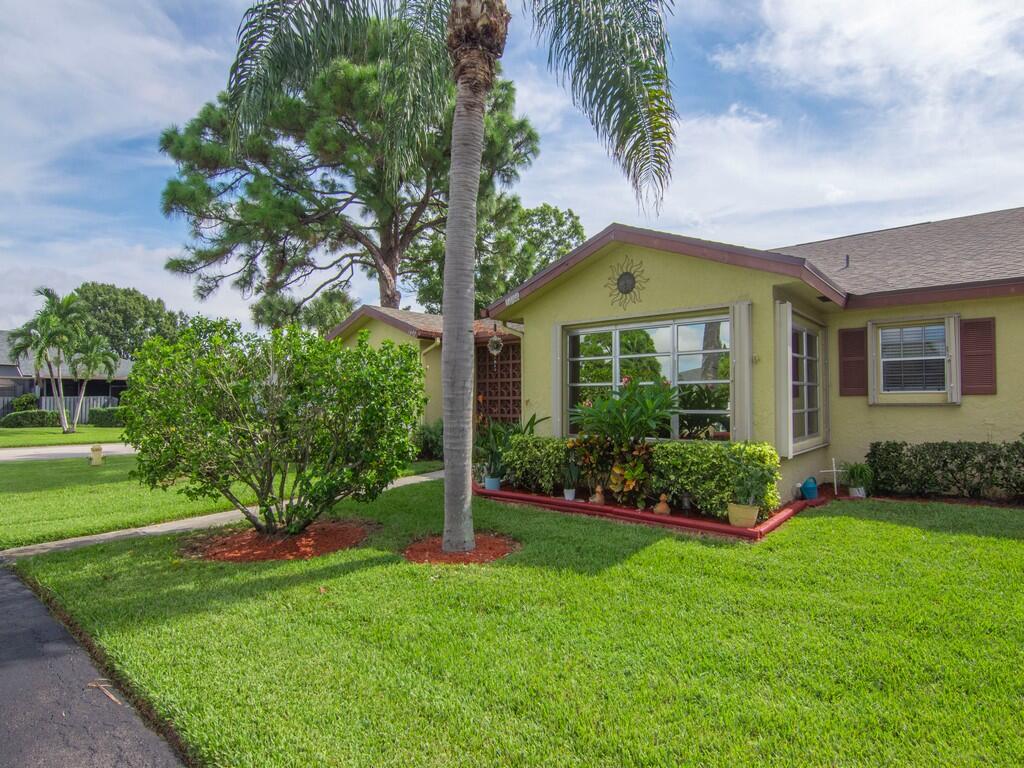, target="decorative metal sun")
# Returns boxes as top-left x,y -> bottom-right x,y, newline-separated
605,255 -> 649,309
